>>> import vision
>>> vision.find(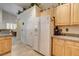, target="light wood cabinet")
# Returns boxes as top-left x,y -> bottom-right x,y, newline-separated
64,45 -> 72,56
0,39 -> 4,54
72,46 -> 79,56
56,4 -> 71,25
54,44 -> 64,56
55,3 -> 79,25
71,4 -> 79,25
64,40 -> 79,56
53,38 -> 79,56
3,37 -> 12,53
47,8 -> 54,18
0,37 -> 12,55
53,38 -> 64,56
64,40 -> 73,56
